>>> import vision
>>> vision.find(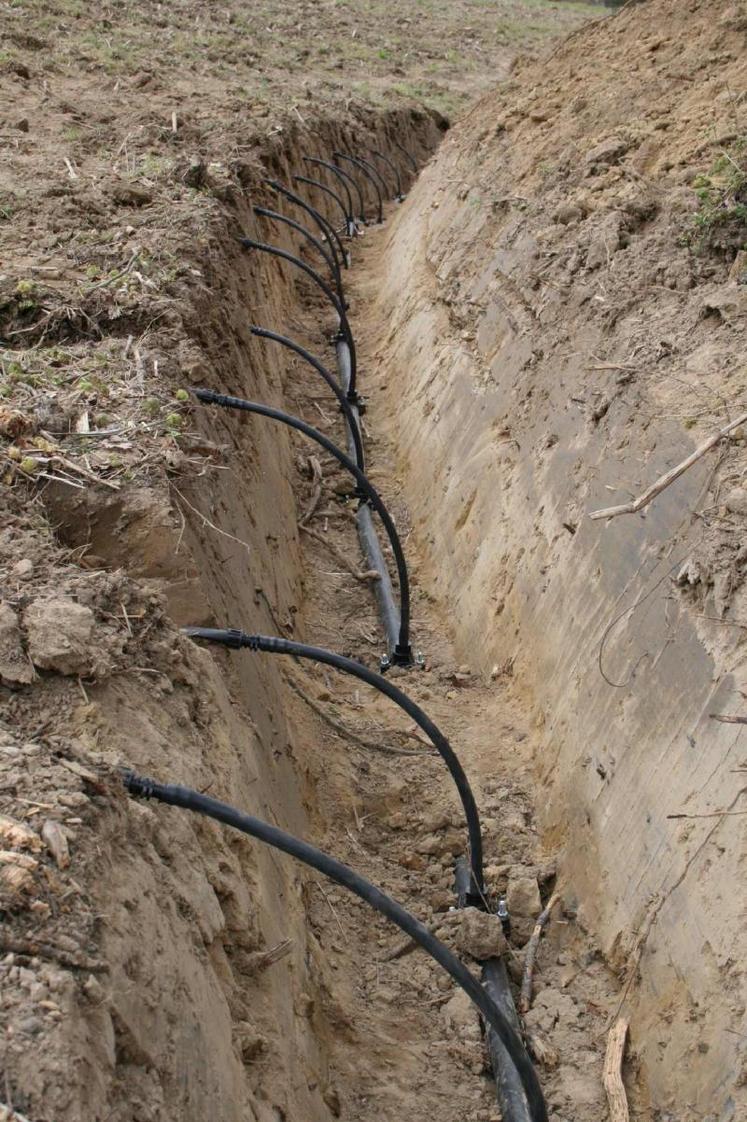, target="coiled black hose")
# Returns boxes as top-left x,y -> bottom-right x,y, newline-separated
333,152 -> 384,224
183,627 -> 484,895
253,205 -> 344,307
122,773 -> 547,1122
303,156 -> 365,229
241,238 -> 358,396
369,149 -> 404,201
249,326 -> 364,470
293,173 -> 354,237
190,390 -> 412,663
264,178 -> 348,270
